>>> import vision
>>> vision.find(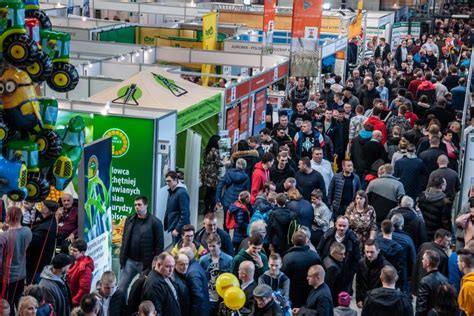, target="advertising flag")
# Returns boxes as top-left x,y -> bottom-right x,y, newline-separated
201,12 -> 218,86
262,0 -> 276,54
290,0 -> 323,76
